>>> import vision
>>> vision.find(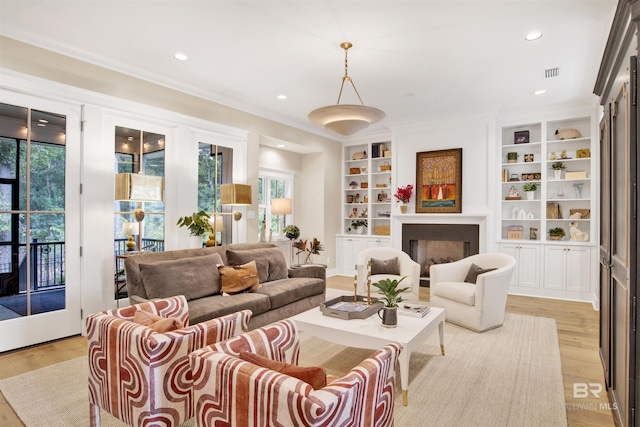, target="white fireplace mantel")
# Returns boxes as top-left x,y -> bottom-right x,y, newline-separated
391,212 -> 491,251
